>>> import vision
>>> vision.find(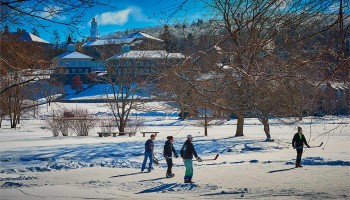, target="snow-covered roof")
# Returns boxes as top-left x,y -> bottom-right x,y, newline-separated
16,32 -> 49,43
195,71 -> 224,81
320,82 -> 349,91
119,32 -> 163,42
82,38 -> 135,47
83,32 -> 163,47
107,50 -> 185,60
54,51 -> 92,59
